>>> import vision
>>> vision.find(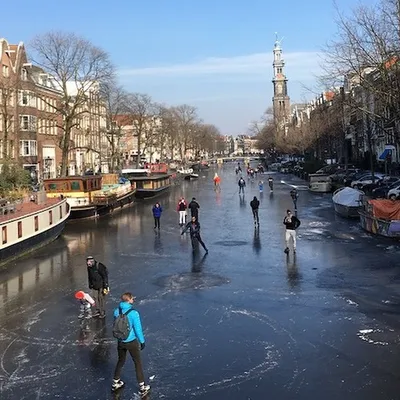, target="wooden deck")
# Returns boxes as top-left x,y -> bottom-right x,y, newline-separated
0,198 -> 62,223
